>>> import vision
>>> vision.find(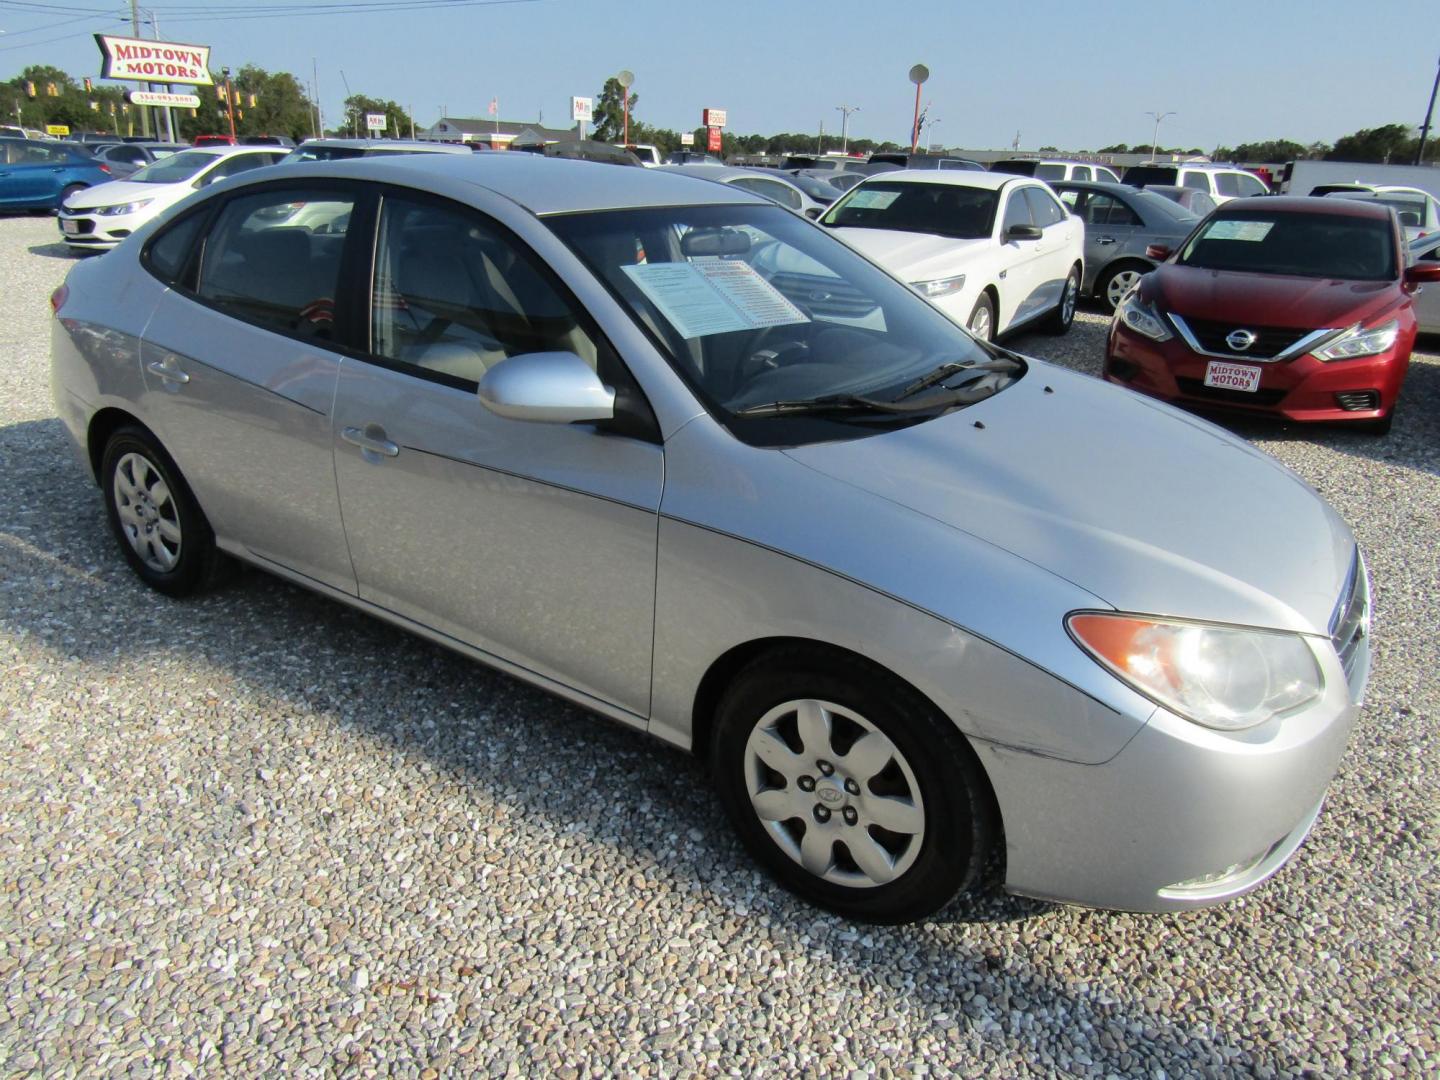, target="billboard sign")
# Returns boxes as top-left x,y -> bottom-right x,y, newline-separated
680,131 -> 694,146
130,90 -> 201,108
707,126 -> 722,153
702,108 -> 726,128
365,113 -> 388,132
95,34 -> 214,86
571,96 -> 593,123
